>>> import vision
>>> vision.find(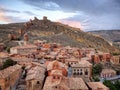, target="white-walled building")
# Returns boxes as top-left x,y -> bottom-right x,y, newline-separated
10,44 -> 37,55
